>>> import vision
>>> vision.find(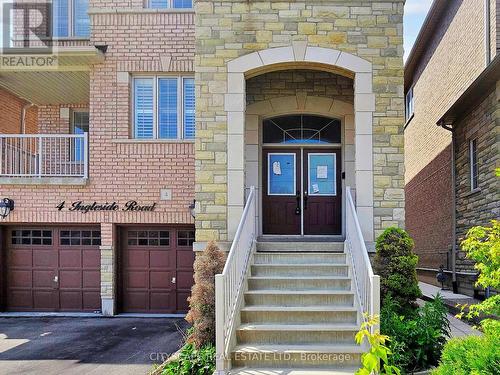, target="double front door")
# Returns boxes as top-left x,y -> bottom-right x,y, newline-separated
263,148 -> 342,236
